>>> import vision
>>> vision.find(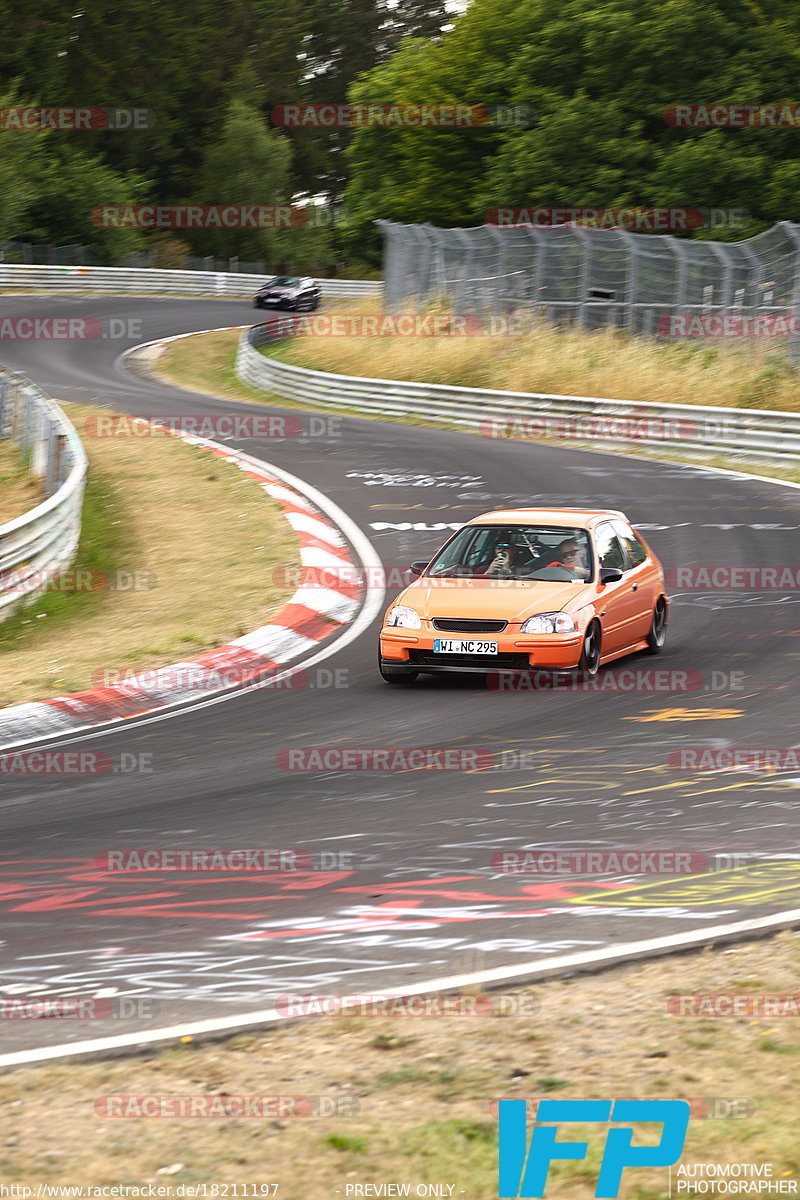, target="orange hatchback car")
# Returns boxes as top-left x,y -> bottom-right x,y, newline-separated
378,507 -> 668,684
